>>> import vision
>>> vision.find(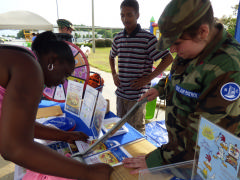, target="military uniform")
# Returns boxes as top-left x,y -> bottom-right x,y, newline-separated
145,0 -> 240,168
146,23 -> 240,168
